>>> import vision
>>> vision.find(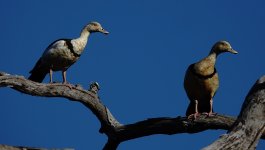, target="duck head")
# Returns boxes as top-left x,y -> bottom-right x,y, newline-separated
86,21 -> 109,35
210,41 -> 238,55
